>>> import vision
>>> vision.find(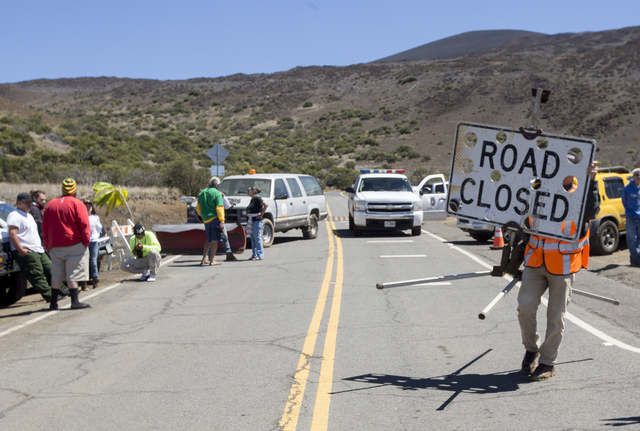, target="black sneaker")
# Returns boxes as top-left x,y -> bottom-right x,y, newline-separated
530,364 -> 555,381
71,302 -> 91,310
226,253 -> 238,261
521,350 -> 540,374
